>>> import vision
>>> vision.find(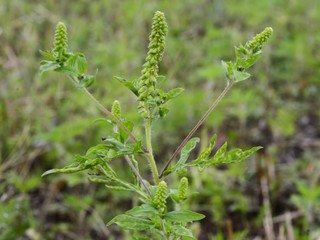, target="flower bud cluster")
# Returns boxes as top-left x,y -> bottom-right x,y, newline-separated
138,11 -> 168,117
53,22 -> 70,63
246,27 -> 273,53
177,177 -> 188,201
111,100 -> 121,119
153,181 -> 167,213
